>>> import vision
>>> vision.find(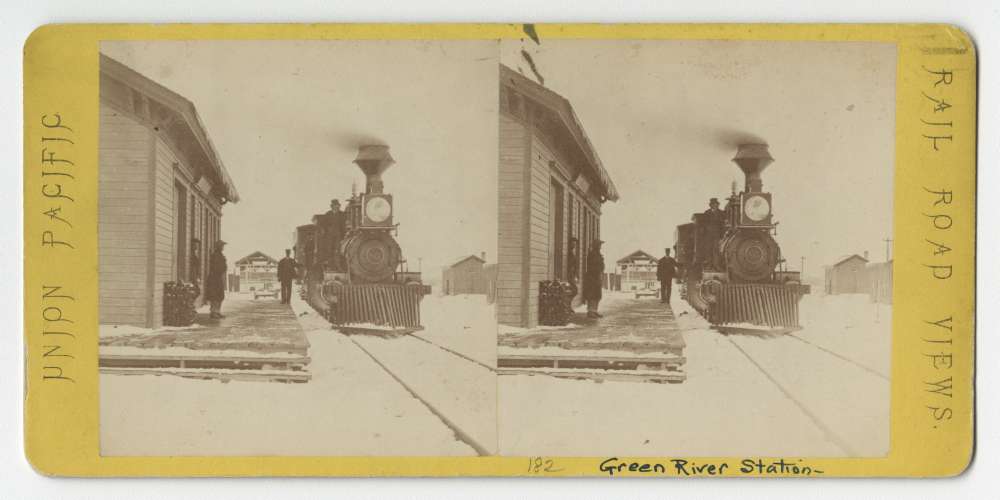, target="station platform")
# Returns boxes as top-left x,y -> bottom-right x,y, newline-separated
99,296 -> 311,383
497,294 -> 686,383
